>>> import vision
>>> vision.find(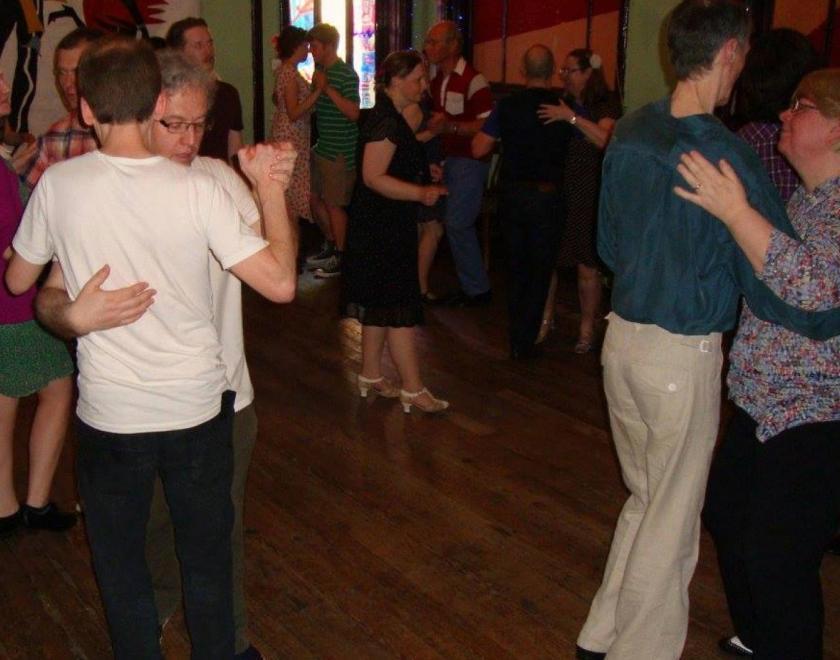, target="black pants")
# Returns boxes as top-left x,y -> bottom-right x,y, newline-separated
77,391 -> 236,660
703,407 -> 840,660
499,181 -> 563,352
